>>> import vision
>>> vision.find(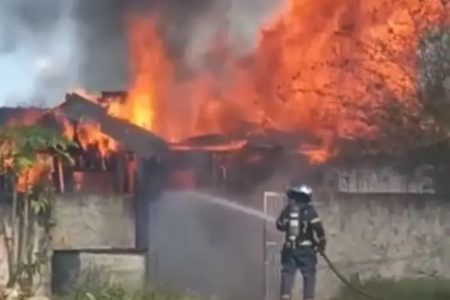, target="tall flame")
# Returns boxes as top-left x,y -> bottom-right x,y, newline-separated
109,16 -> 173,136
110,0 -> 447,161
